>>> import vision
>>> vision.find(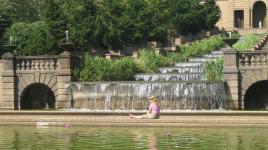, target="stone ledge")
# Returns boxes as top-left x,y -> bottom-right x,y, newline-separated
0,111 -> 267,127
